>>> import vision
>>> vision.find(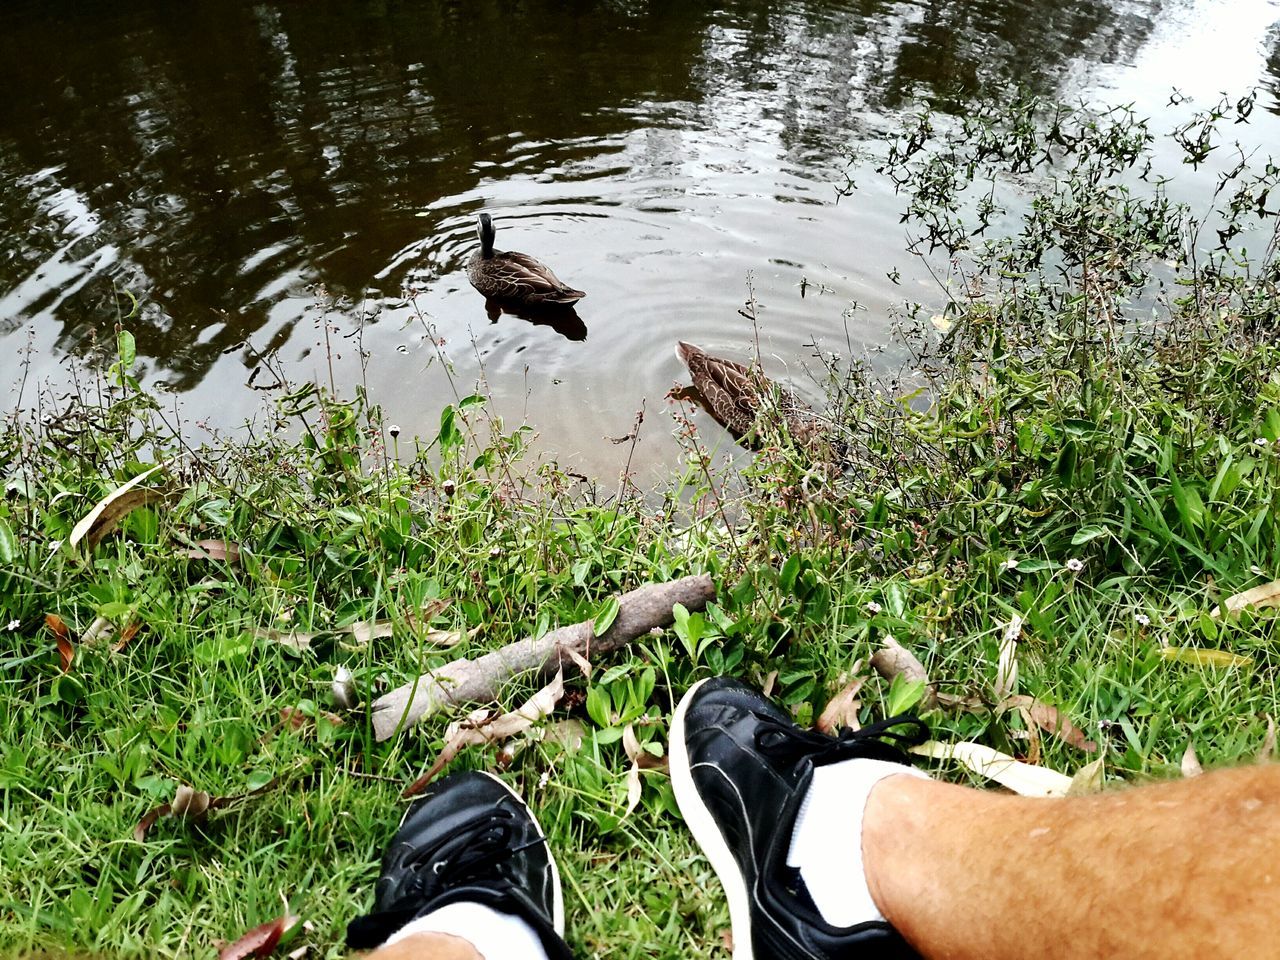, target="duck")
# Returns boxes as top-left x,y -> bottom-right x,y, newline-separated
466,213 -> 586,306
674,341 -> 831,450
